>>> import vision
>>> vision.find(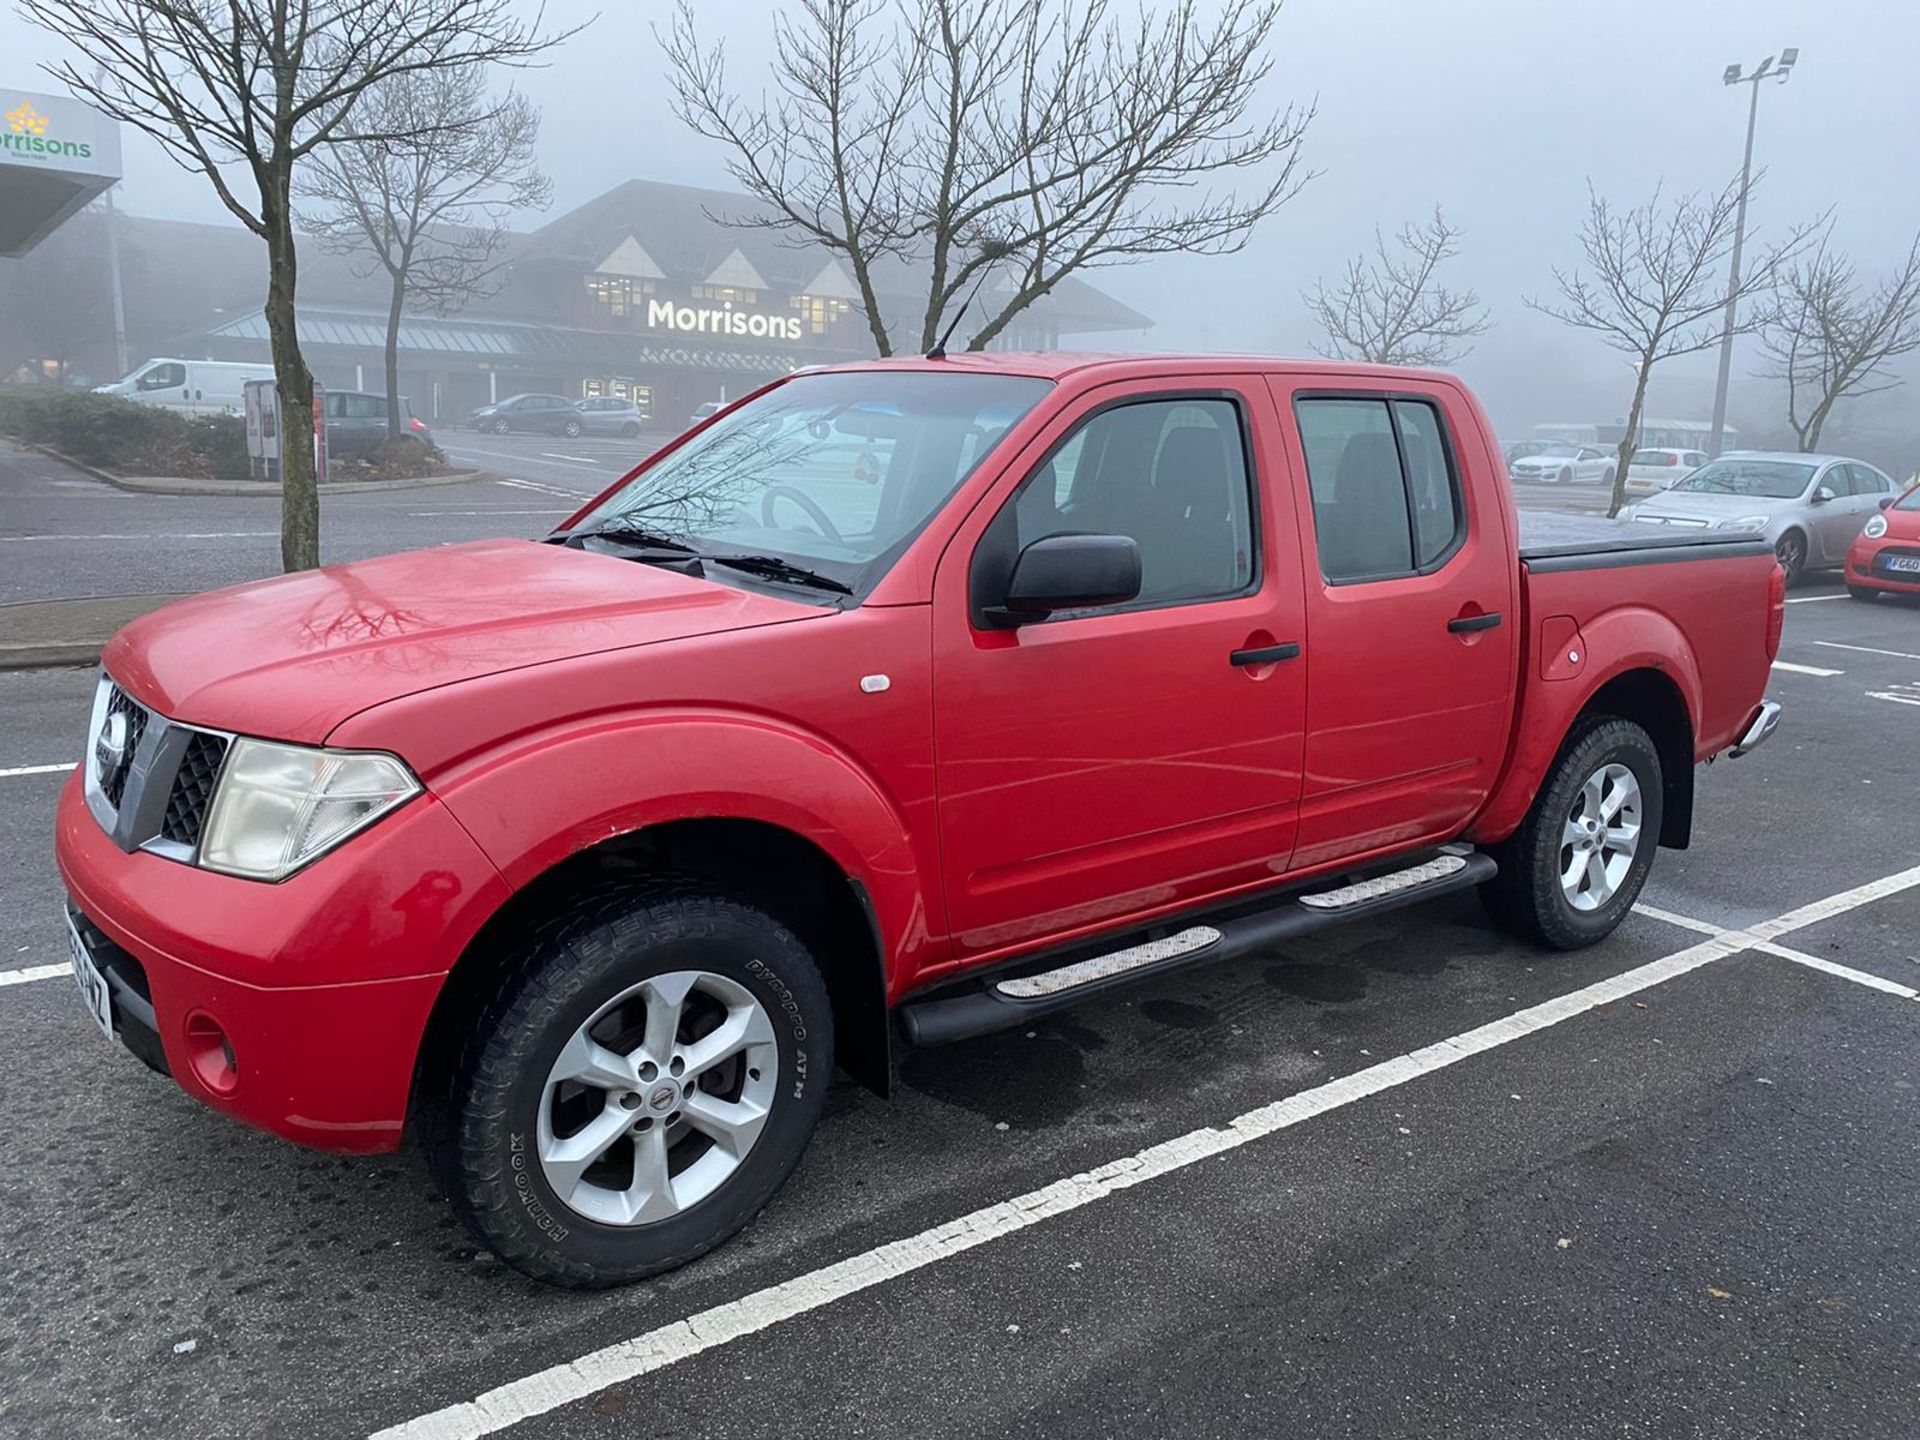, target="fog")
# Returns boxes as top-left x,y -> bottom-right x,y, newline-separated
6,0 -> 1919,454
